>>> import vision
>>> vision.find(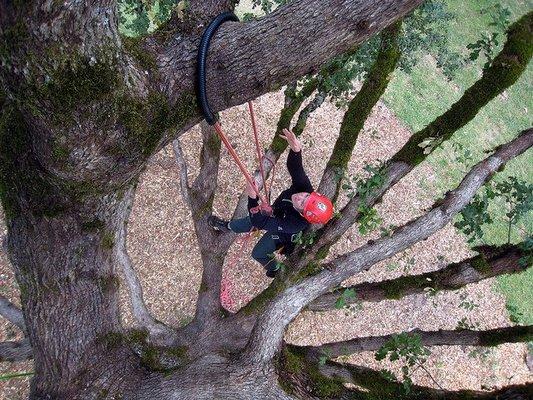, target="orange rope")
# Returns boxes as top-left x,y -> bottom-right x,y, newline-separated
213,121 -> 271,211
248,101 -> 269,202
